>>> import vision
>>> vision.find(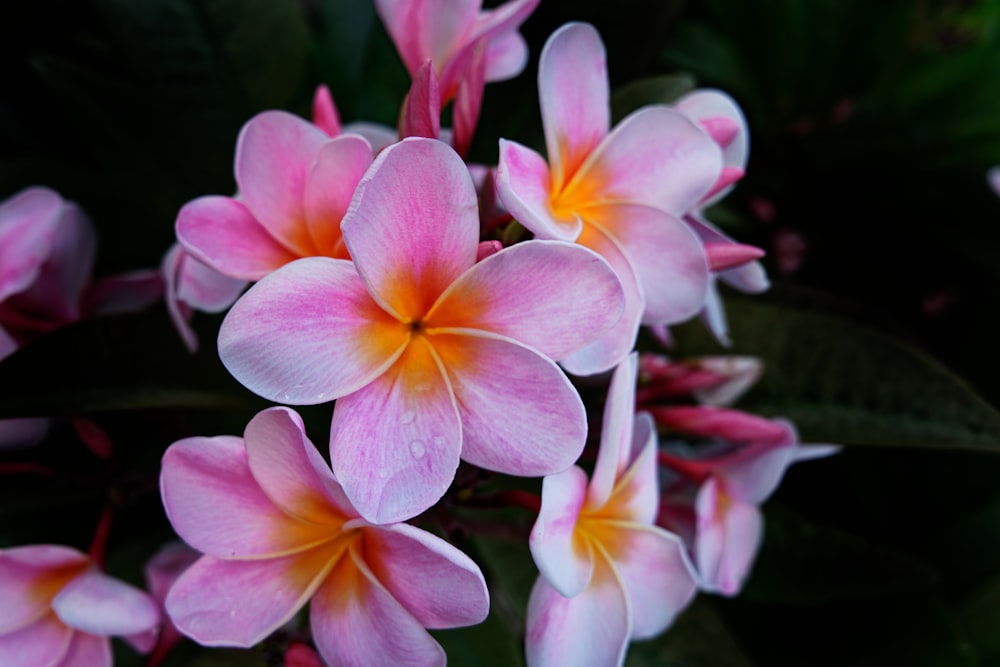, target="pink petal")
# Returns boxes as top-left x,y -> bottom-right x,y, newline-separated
558,224 -> 642,376
234,111 -> 329,255
360,522 -> 488,628
243,407 -> 355,524
529,466 -> 593,598
82,269 -> 163,317
525,561 -> 629,667
166,548 -> 341,647
343,122 -> 398,153
483,28 -> 529,81
432,333 -> 587,476
312,84 -> 342,137
374,0 -> 479,76
218,257 -> 408,404
51,569 -> 159,637
144,542 -> 199,605
176,196 -> 300,281
673,90 -> 749,207
694,480 -> 762,596
583,204 -> 710,325
588,355 -> 639,509
329,339 -> 462,524
0,186 -> 64,302
571,106 -> 722,216
160,435 -> 329,557
401,60 -> 442,141
496,139 -> 580,241
610,524 -> 697,639
466,0 -> 538,77
601,413 -> 660,524
685,213 -> 770,294
0,545 -> 89,633
58,631 -> 112,667
341,138 -> 478,321
0,613 -> 74,667
310,547 -> 446,667
426,239 -> 624,363
538,23 -> 609,192
452,41 -> 485,158
303,134 -> 373,260
716,425 -> 799,504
